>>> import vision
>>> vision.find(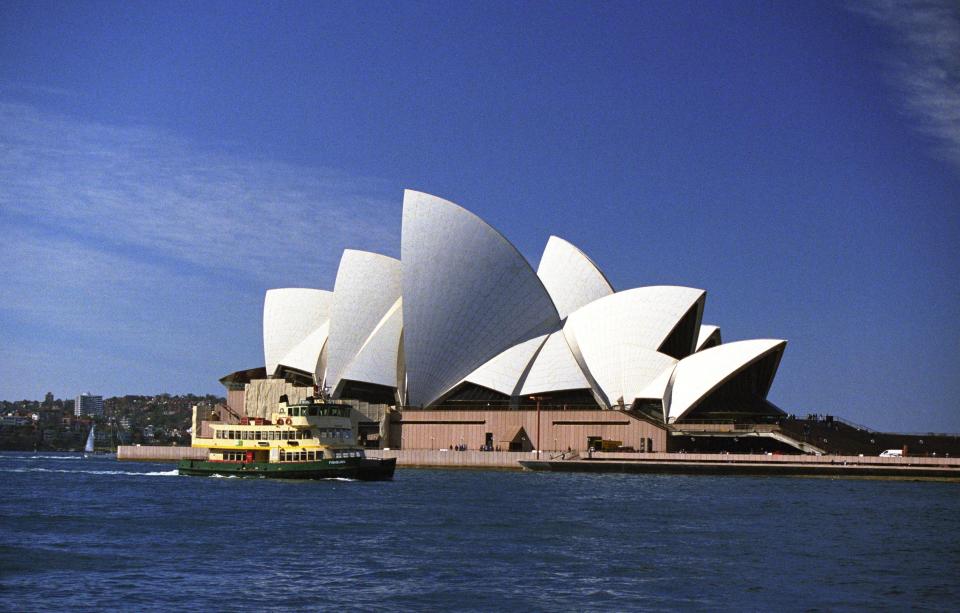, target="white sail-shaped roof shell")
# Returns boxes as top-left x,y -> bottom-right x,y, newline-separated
277,320 -> 330,381
263,288 -> 333,377
519,331 -> 592,395
536,236 -> 614,319
575,342 -> 677,408
324,250 -> 401,393
696,325 -> 722,351
636,365 -> 675,401
401,190 -> 561,407
562,286 -> 704,407
666,339 -> 786,422
457,334 -> 550,397
338,297 -> 403,393
564,286 -> 706,354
